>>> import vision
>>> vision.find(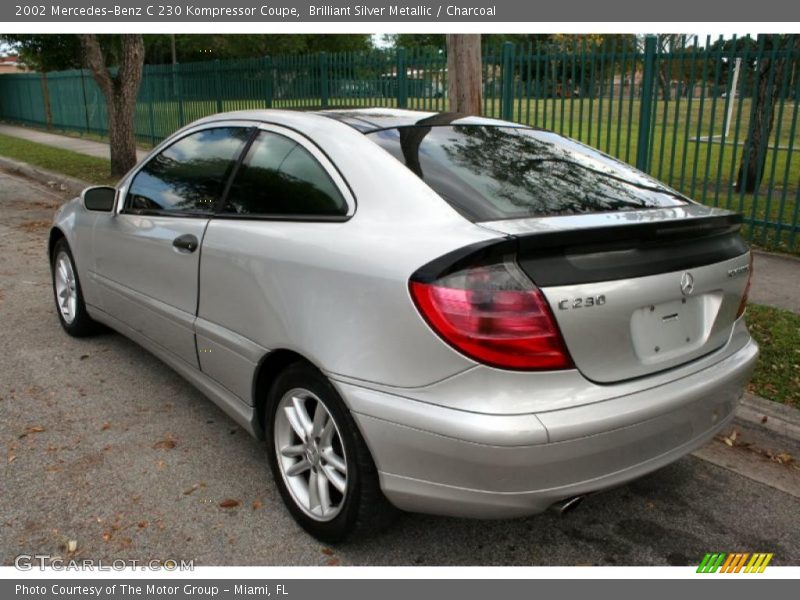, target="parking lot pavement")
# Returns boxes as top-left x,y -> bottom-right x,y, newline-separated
1,168 -> 799,567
